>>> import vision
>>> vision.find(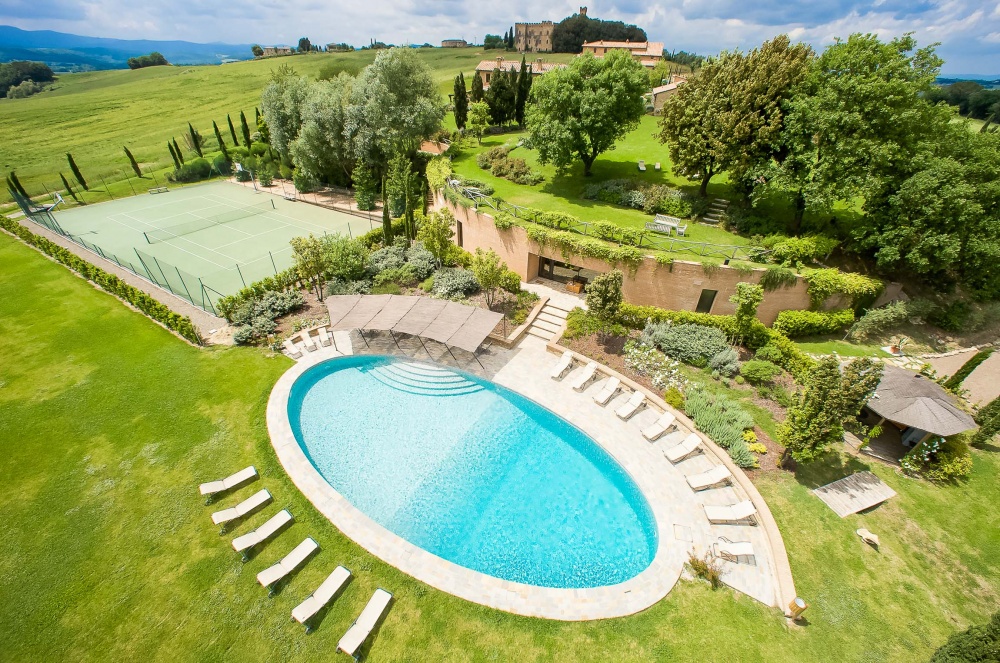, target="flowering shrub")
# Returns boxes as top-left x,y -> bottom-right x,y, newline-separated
685,389 -> 757,468
901,435 -> 973,482
742,430 -> 758,444
748,442 -> 768,454
623,341 -> 688,393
